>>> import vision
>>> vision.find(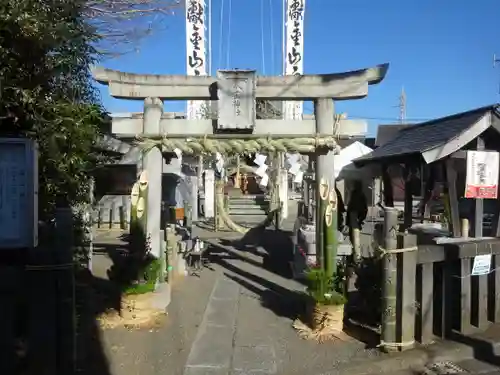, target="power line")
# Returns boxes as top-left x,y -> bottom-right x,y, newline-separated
268,0 -> 275,75
217,0 -> 225,70
302,103 -> 430,122
260,0 -> 266,74
225,0 -> 233,68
